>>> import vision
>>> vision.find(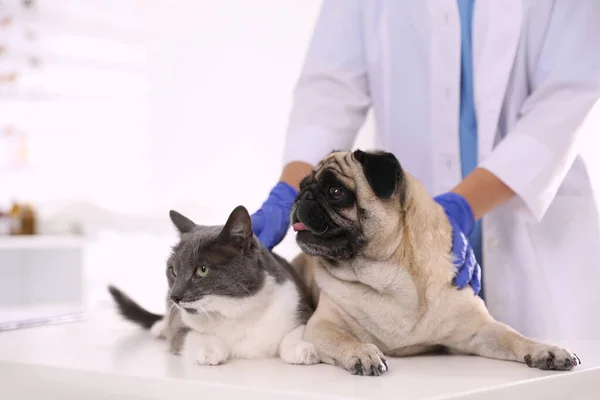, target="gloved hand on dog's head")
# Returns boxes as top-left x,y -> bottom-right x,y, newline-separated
250,182 -> 298,251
